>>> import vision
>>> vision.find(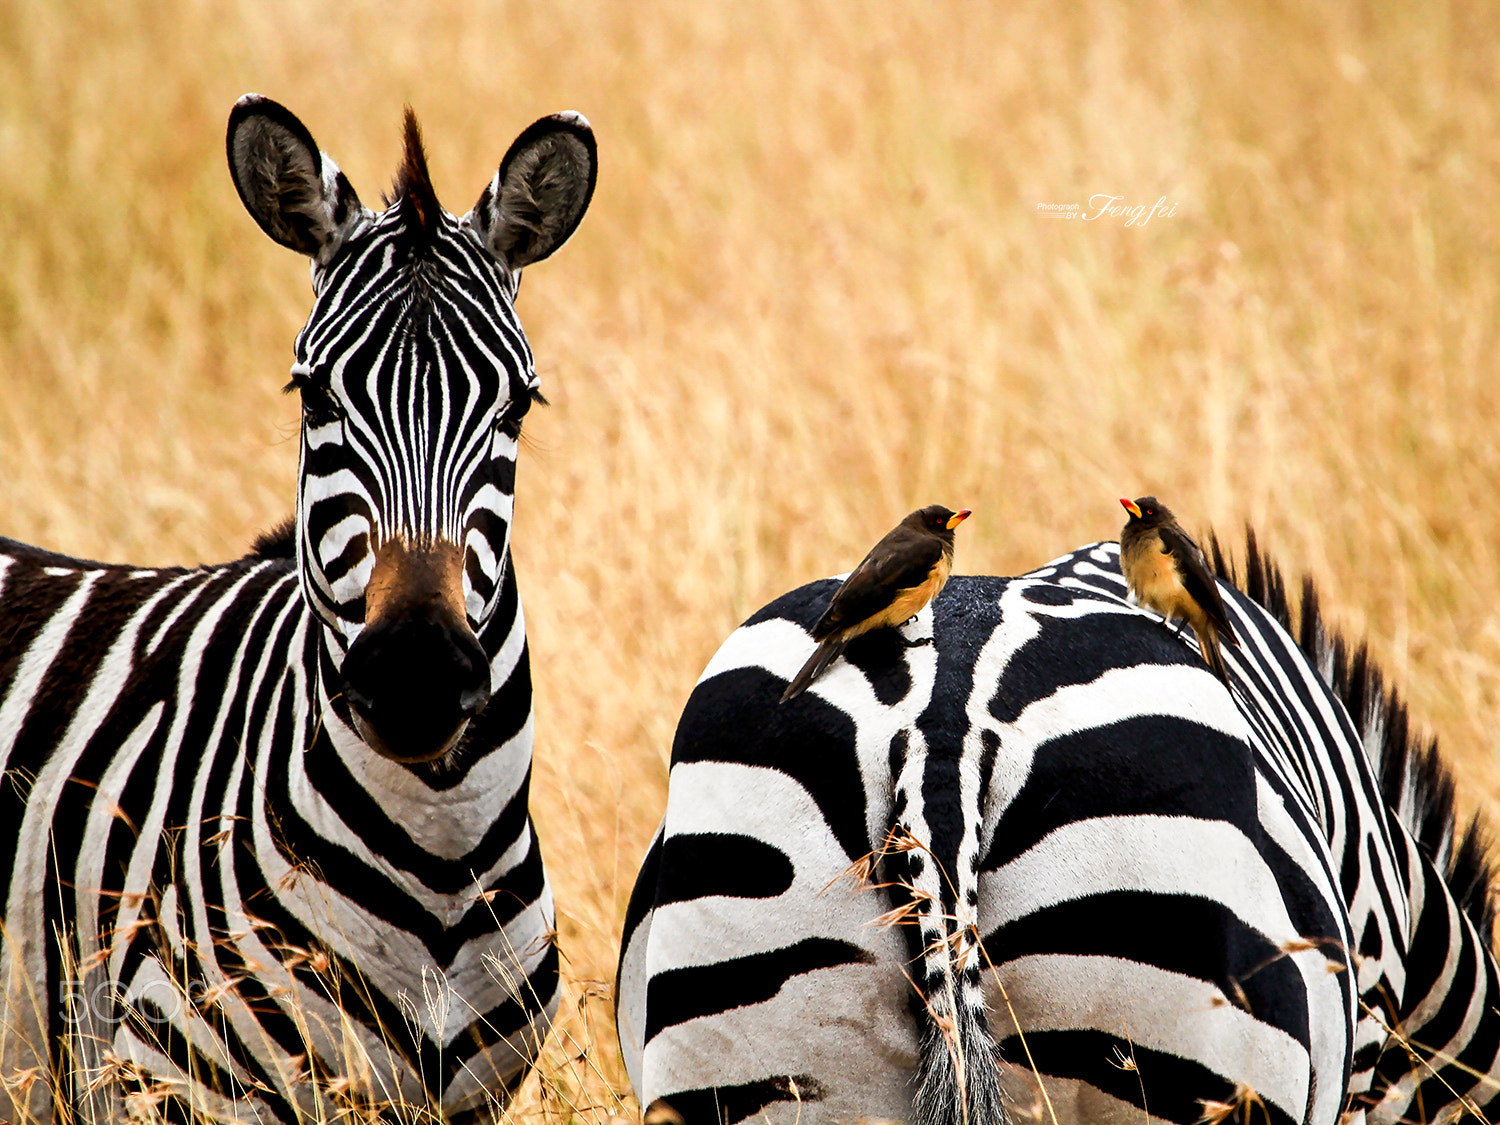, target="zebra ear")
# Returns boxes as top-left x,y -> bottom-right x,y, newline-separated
470,112 -> 597,271
227,94 -> 363,264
